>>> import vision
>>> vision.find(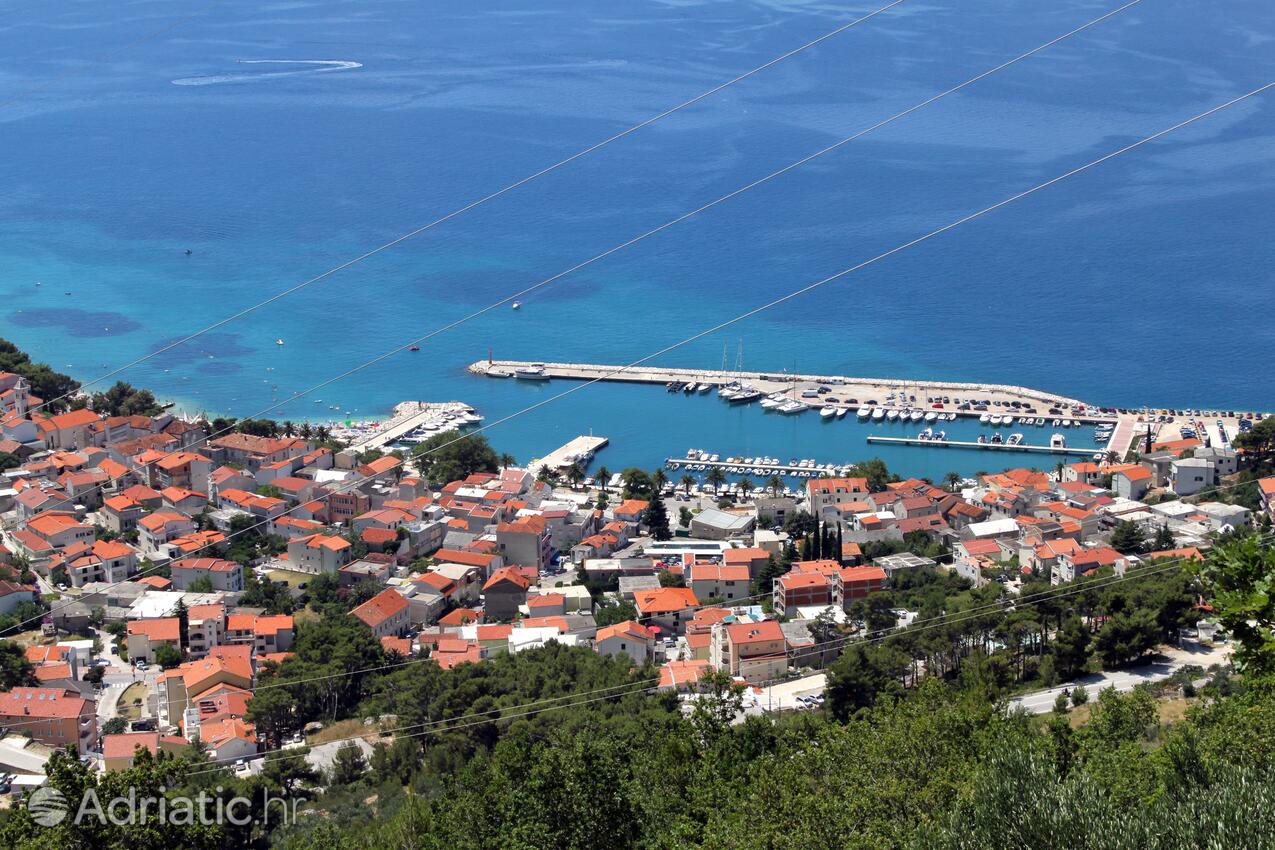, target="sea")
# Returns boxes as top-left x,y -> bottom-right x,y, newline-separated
1,0 -> 1272,480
